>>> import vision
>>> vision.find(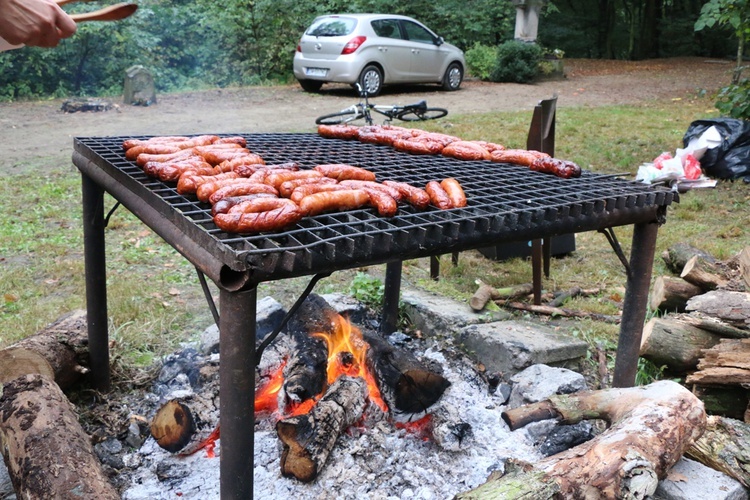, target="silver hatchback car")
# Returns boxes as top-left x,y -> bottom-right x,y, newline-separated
293,14 -> 465,96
